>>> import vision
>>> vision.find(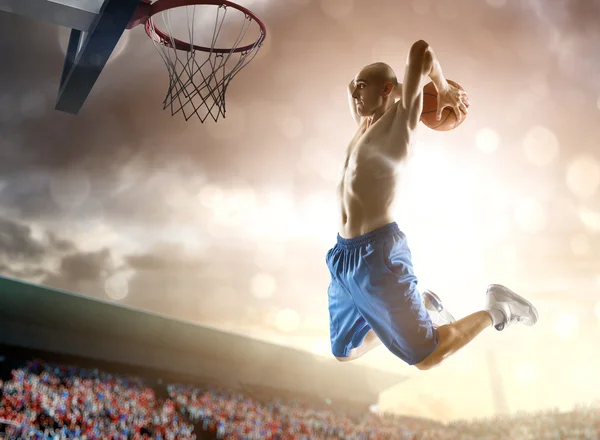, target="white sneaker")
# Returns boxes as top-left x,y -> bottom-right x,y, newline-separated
485,284 -> 539,331
421,289 -> 456,327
